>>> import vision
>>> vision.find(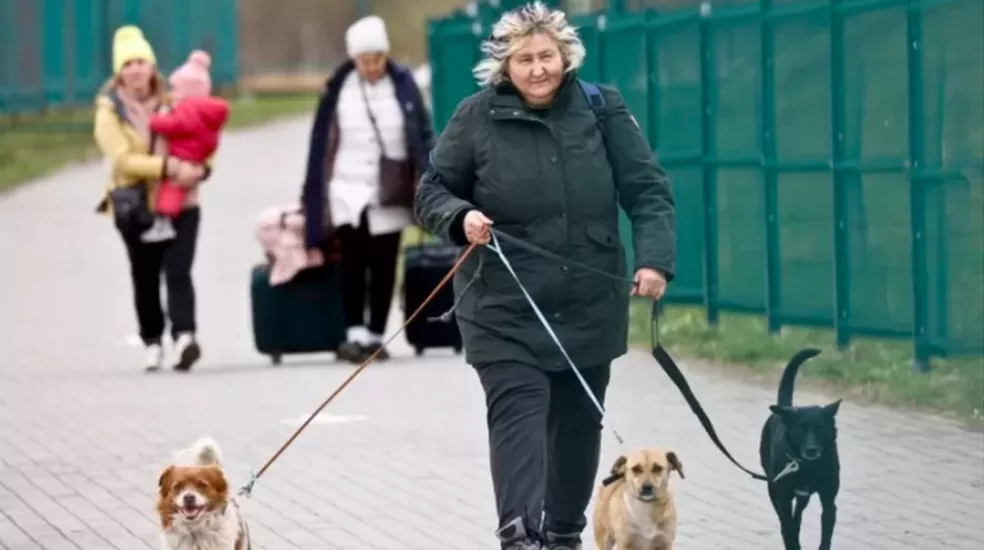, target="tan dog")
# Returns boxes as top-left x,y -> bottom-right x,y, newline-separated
592,449 -> 685,550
